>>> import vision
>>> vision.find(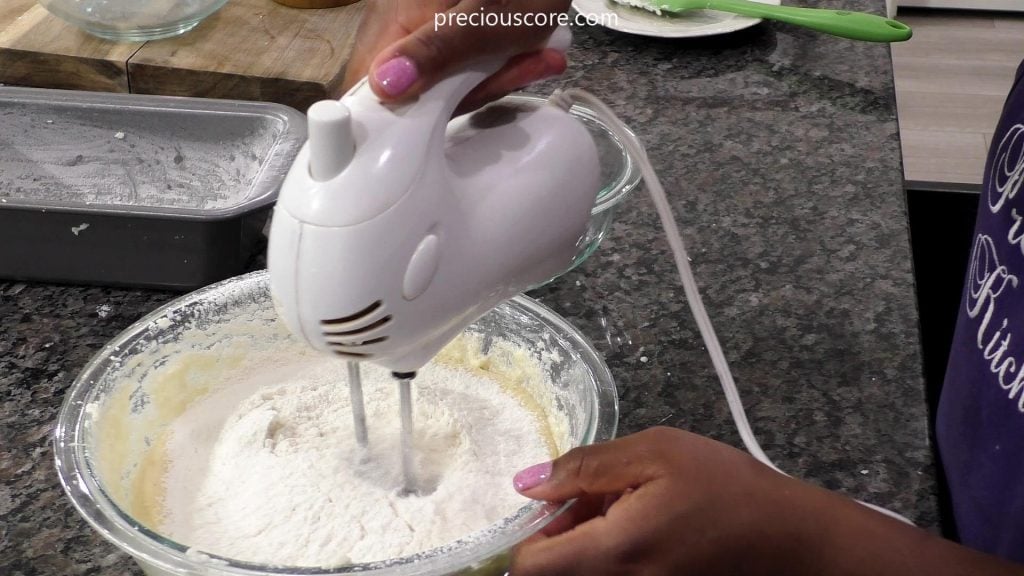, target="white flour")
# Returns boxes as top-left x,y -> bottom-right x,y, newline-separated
159,355 -> 554,567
